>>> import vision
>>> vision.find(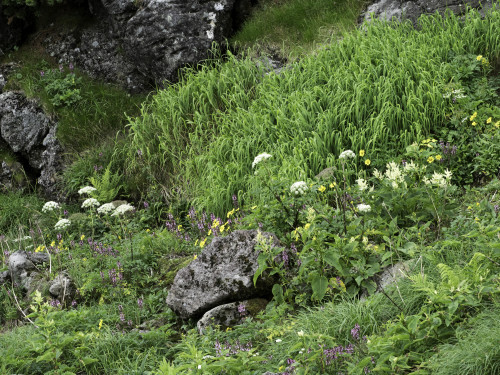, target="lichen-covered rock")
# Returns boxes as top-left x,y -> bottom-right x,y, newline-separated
197,298 -> 268,333
45,0 -> 256,91
0,91 -> 63,197
166,230 -> 279,319
362,0 -> 493,24
49,272 -> 75,303
7,251 -> 49,290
